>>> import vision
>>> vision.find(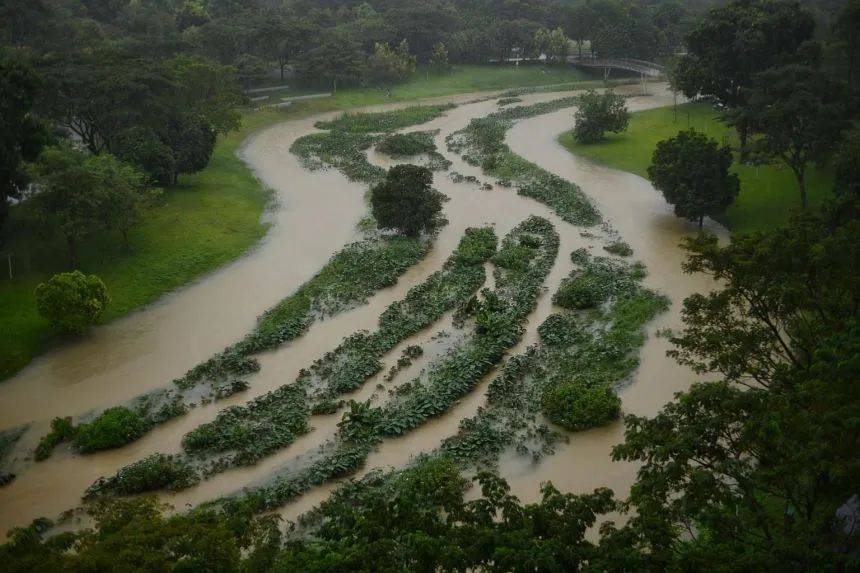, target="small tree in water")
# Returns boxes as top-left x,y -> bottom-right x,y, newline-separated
370,165 -> 443,236
573,90 -> 629,144
648,129 -> 739,228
